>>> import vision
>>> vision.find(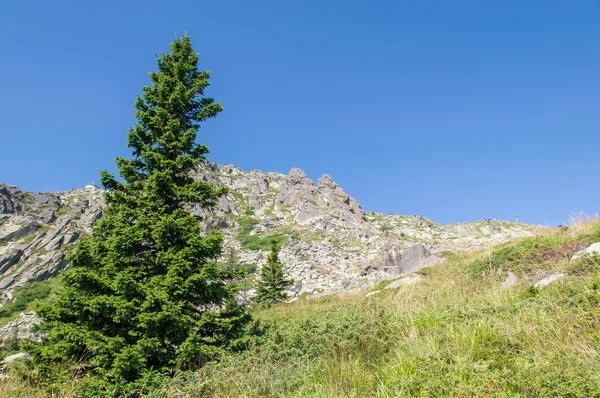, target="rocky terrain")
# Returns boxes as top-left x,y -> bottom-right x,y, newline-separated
0,164 -> 540,302
192,164 -> 540,297
0,185 -> 103,300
